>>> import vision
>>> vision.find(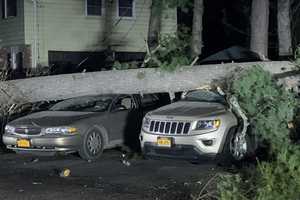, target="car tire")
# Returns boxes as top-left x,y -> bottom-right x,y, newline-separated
218,127 -> 240,166
219,127 -> 255,167
79,128 -> 104,161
